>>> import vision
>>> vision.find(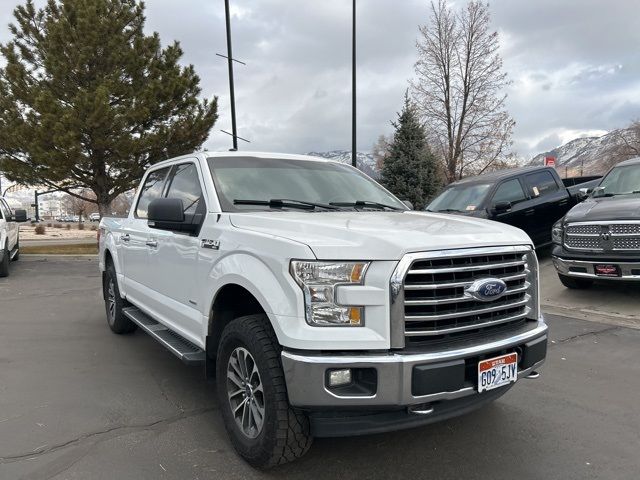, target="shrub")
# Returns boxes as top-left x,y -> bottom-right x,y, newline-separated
66,224 -> 71,230
47,223 -> 52,227
34,224 -> 46,235
54,223 -> 62,228
90,225 -> 98,231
